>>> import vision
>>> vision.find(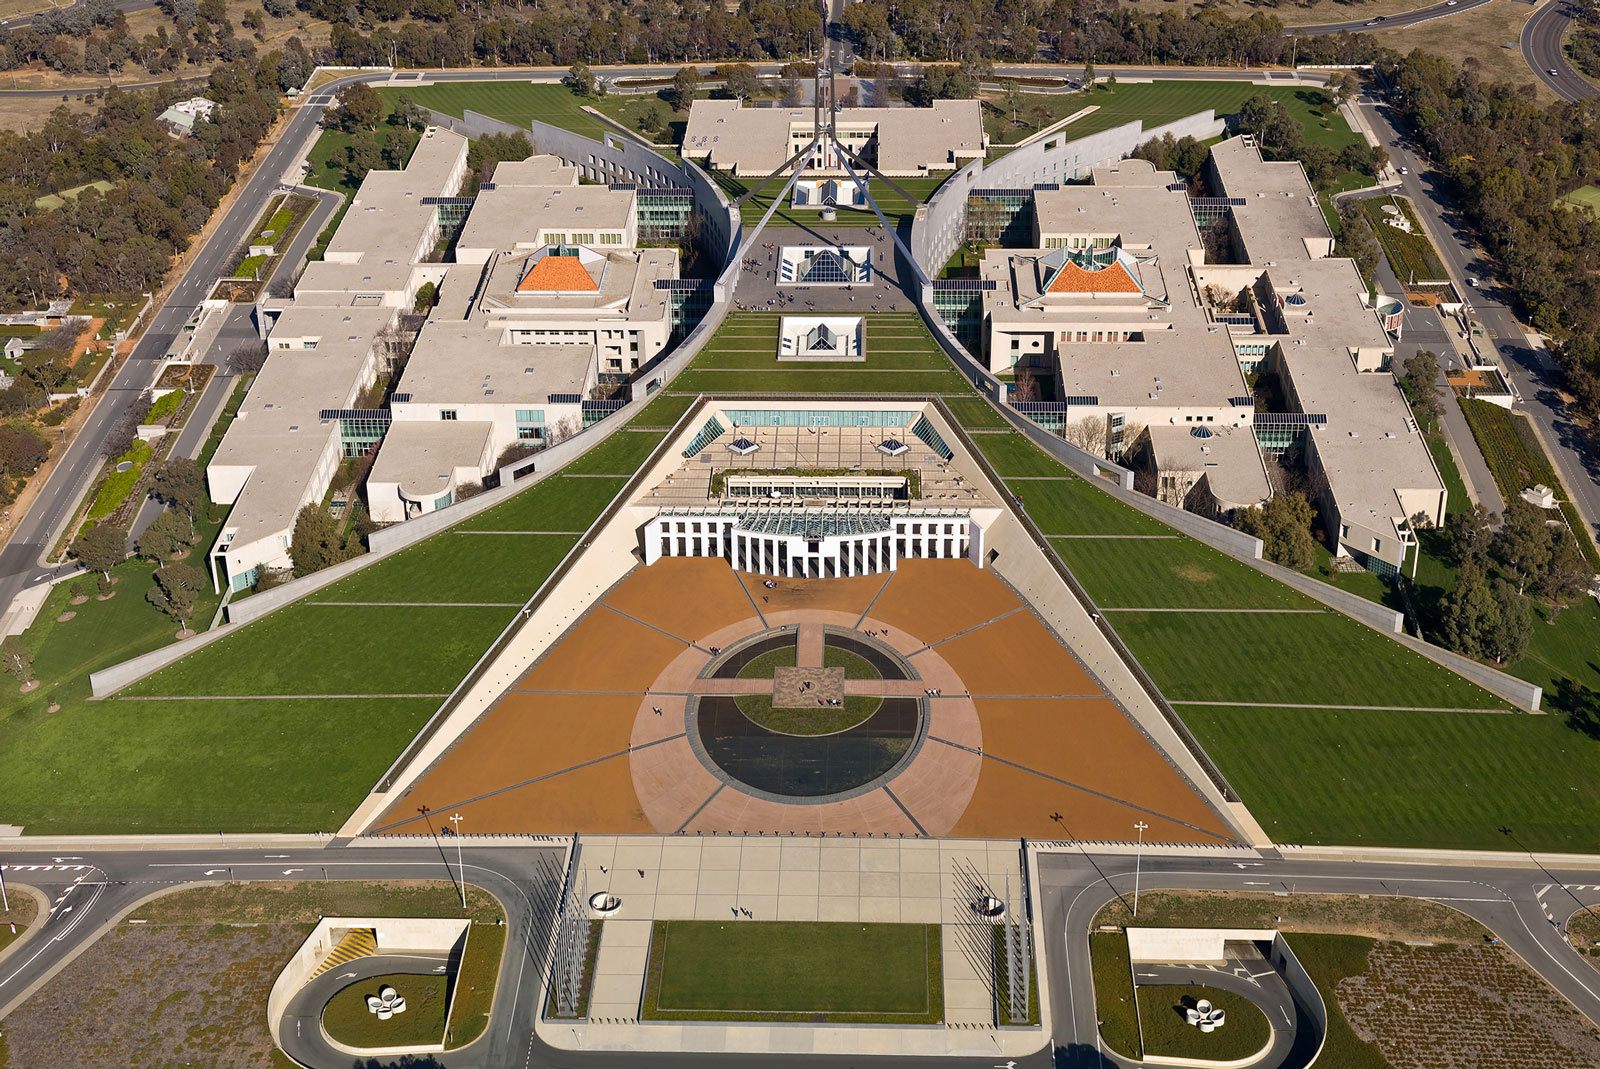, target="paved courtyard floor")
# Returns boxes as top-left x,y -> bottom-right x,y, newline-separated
373,558 -> 1232,844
